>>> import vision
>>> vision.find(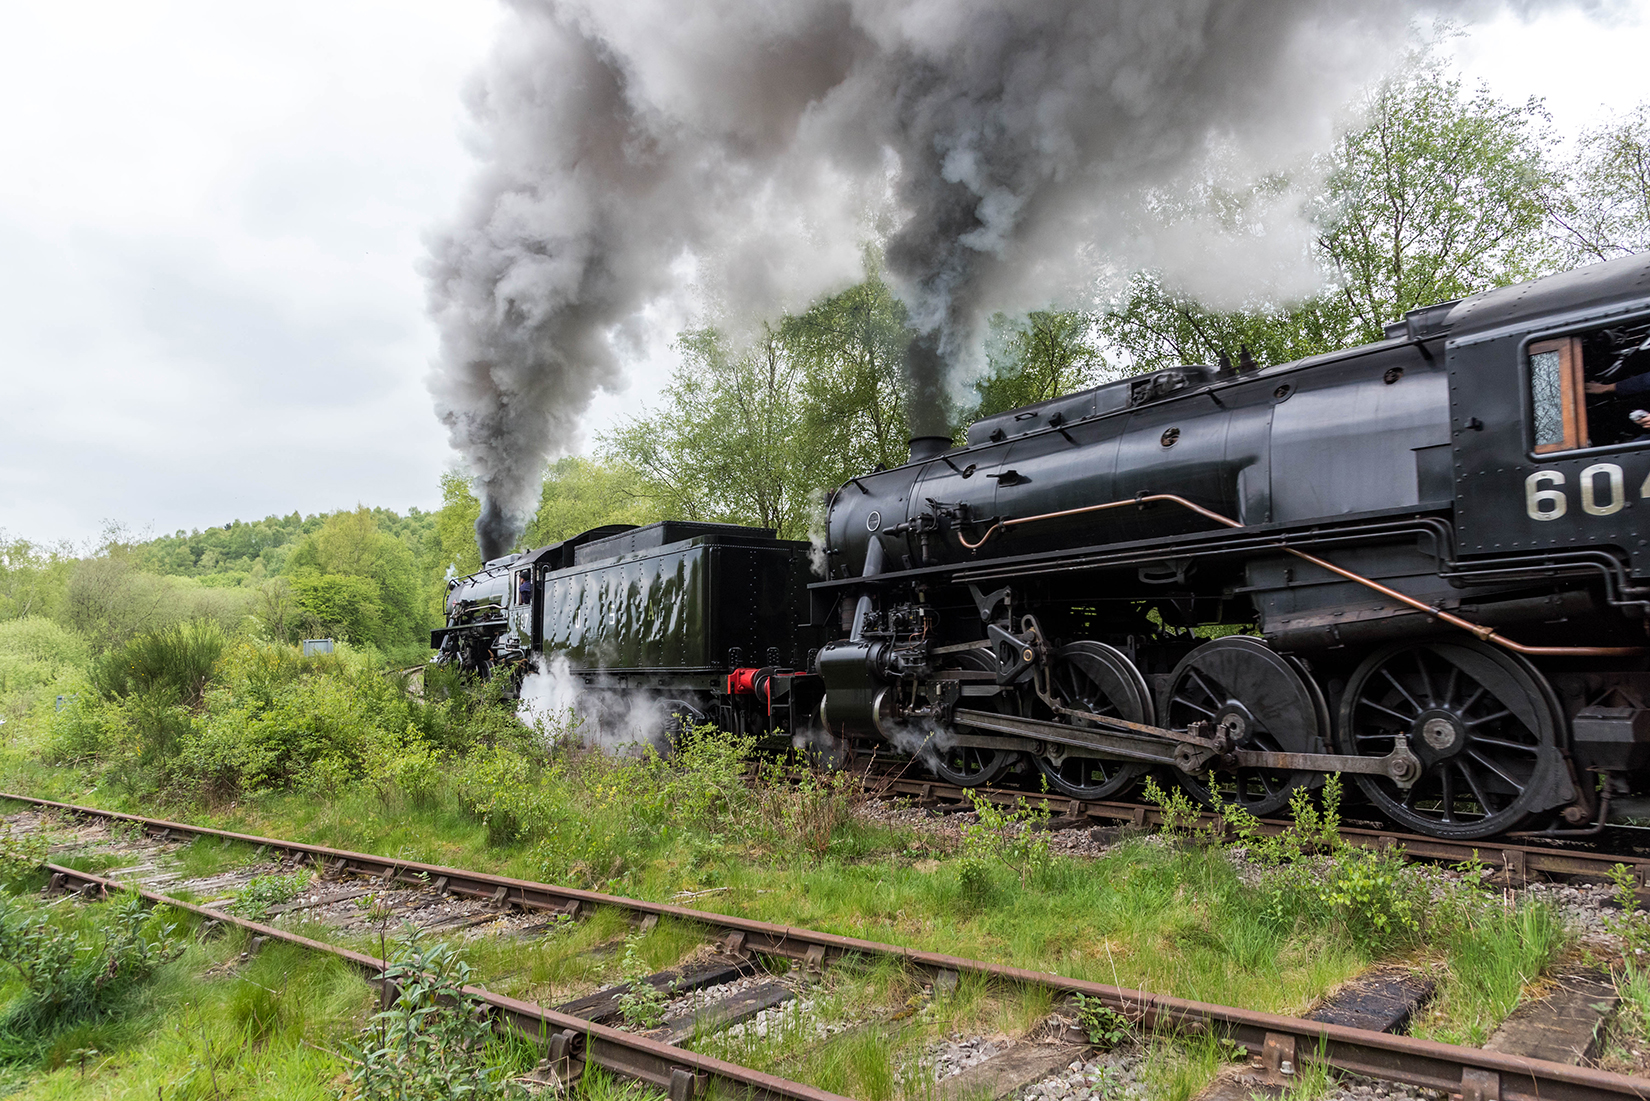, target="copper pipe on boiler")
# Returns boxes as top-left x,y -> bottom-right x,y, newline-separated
957,492 -> 1645,657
